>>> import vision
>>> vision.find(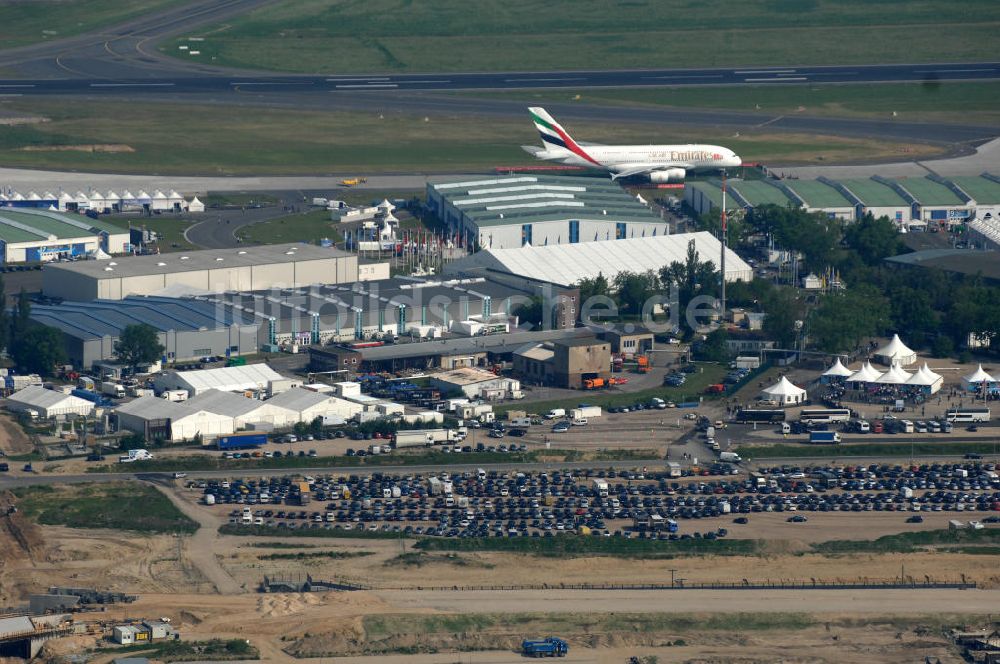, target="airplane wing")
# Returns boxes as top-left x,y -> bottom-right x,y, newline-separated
608,163 -> 694,180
